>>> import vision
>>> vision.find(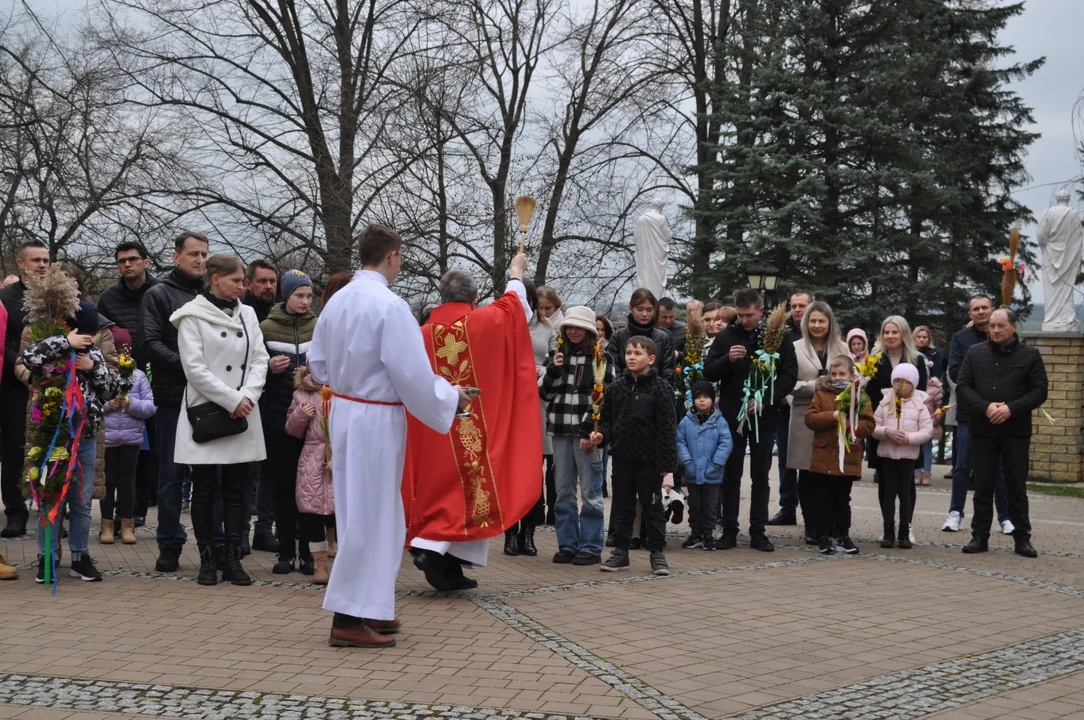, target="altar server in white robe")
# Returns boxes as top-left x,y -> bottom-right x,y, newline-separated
309,224 -> 469,649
